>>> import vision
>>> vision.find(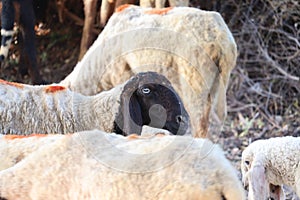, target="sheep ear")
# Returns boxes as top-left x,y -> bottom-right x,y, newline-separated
126,94 -> 143,134
248,164 -> 269,200
115,76 -> 143,135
